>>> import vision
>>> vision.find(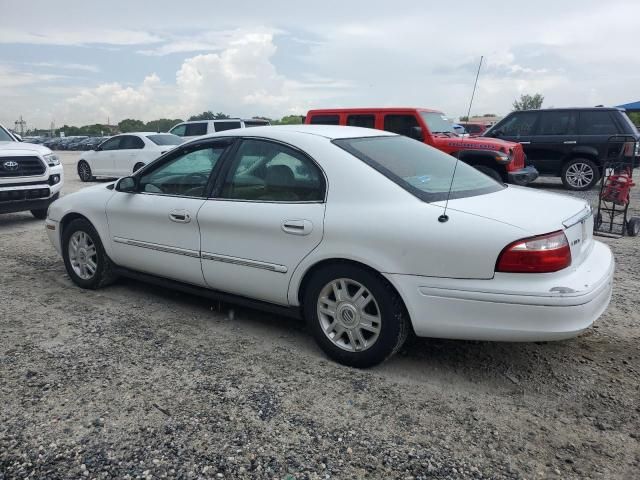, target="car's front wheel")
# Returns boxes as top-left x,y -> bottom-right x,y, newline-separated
561,158 -> 600,190
77,160 -> 94,182
303,264 -> 409,368
31,208 -> 48,219
62,218 -> 117,289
